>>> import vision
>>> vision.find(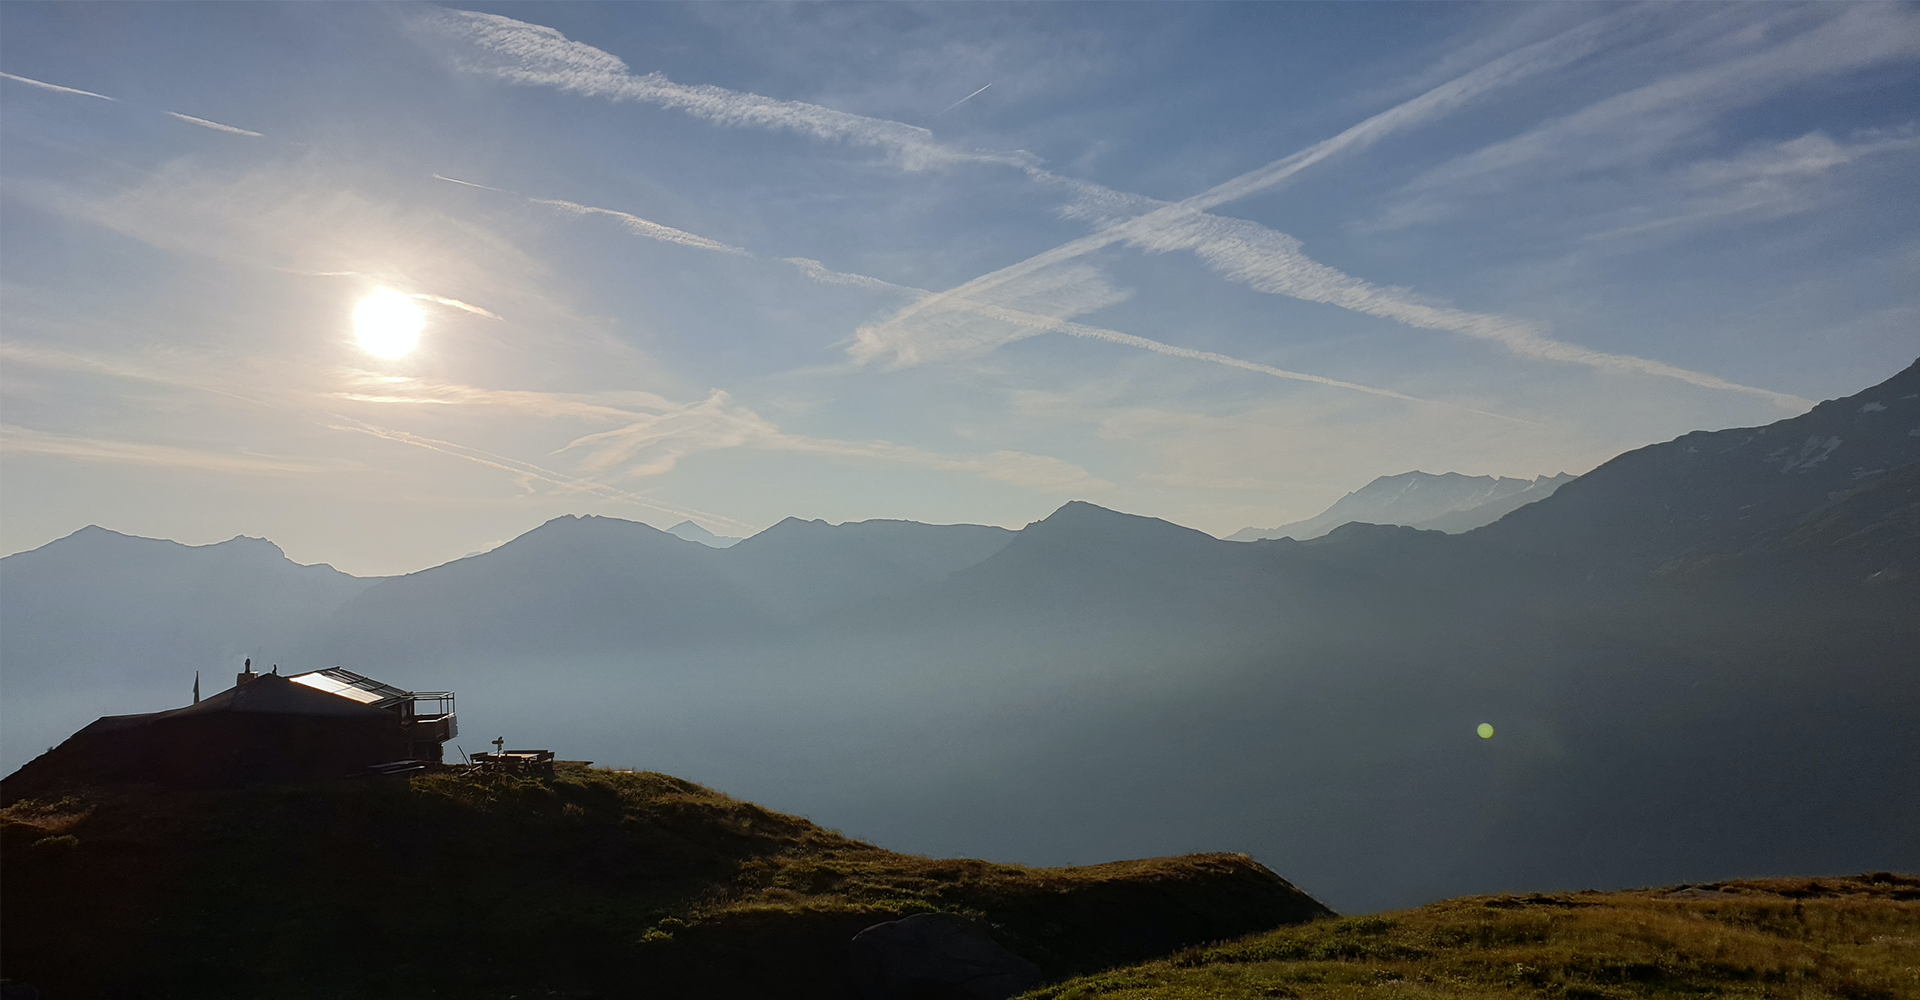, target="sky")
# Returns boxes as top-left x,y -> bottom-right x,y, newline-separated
2,2 -> 1916,577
